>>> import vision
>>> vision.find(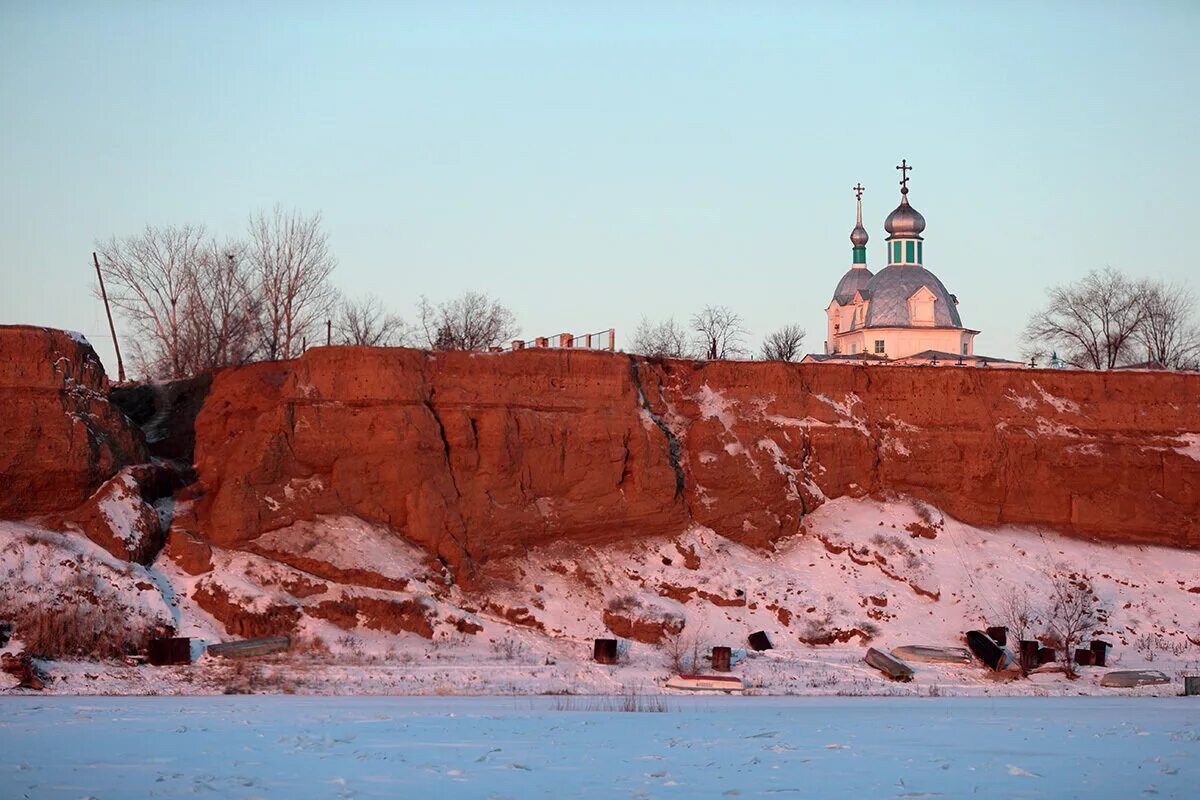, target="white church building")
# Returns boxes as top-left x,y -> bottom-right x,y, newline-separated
805,161 -> 1021,368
